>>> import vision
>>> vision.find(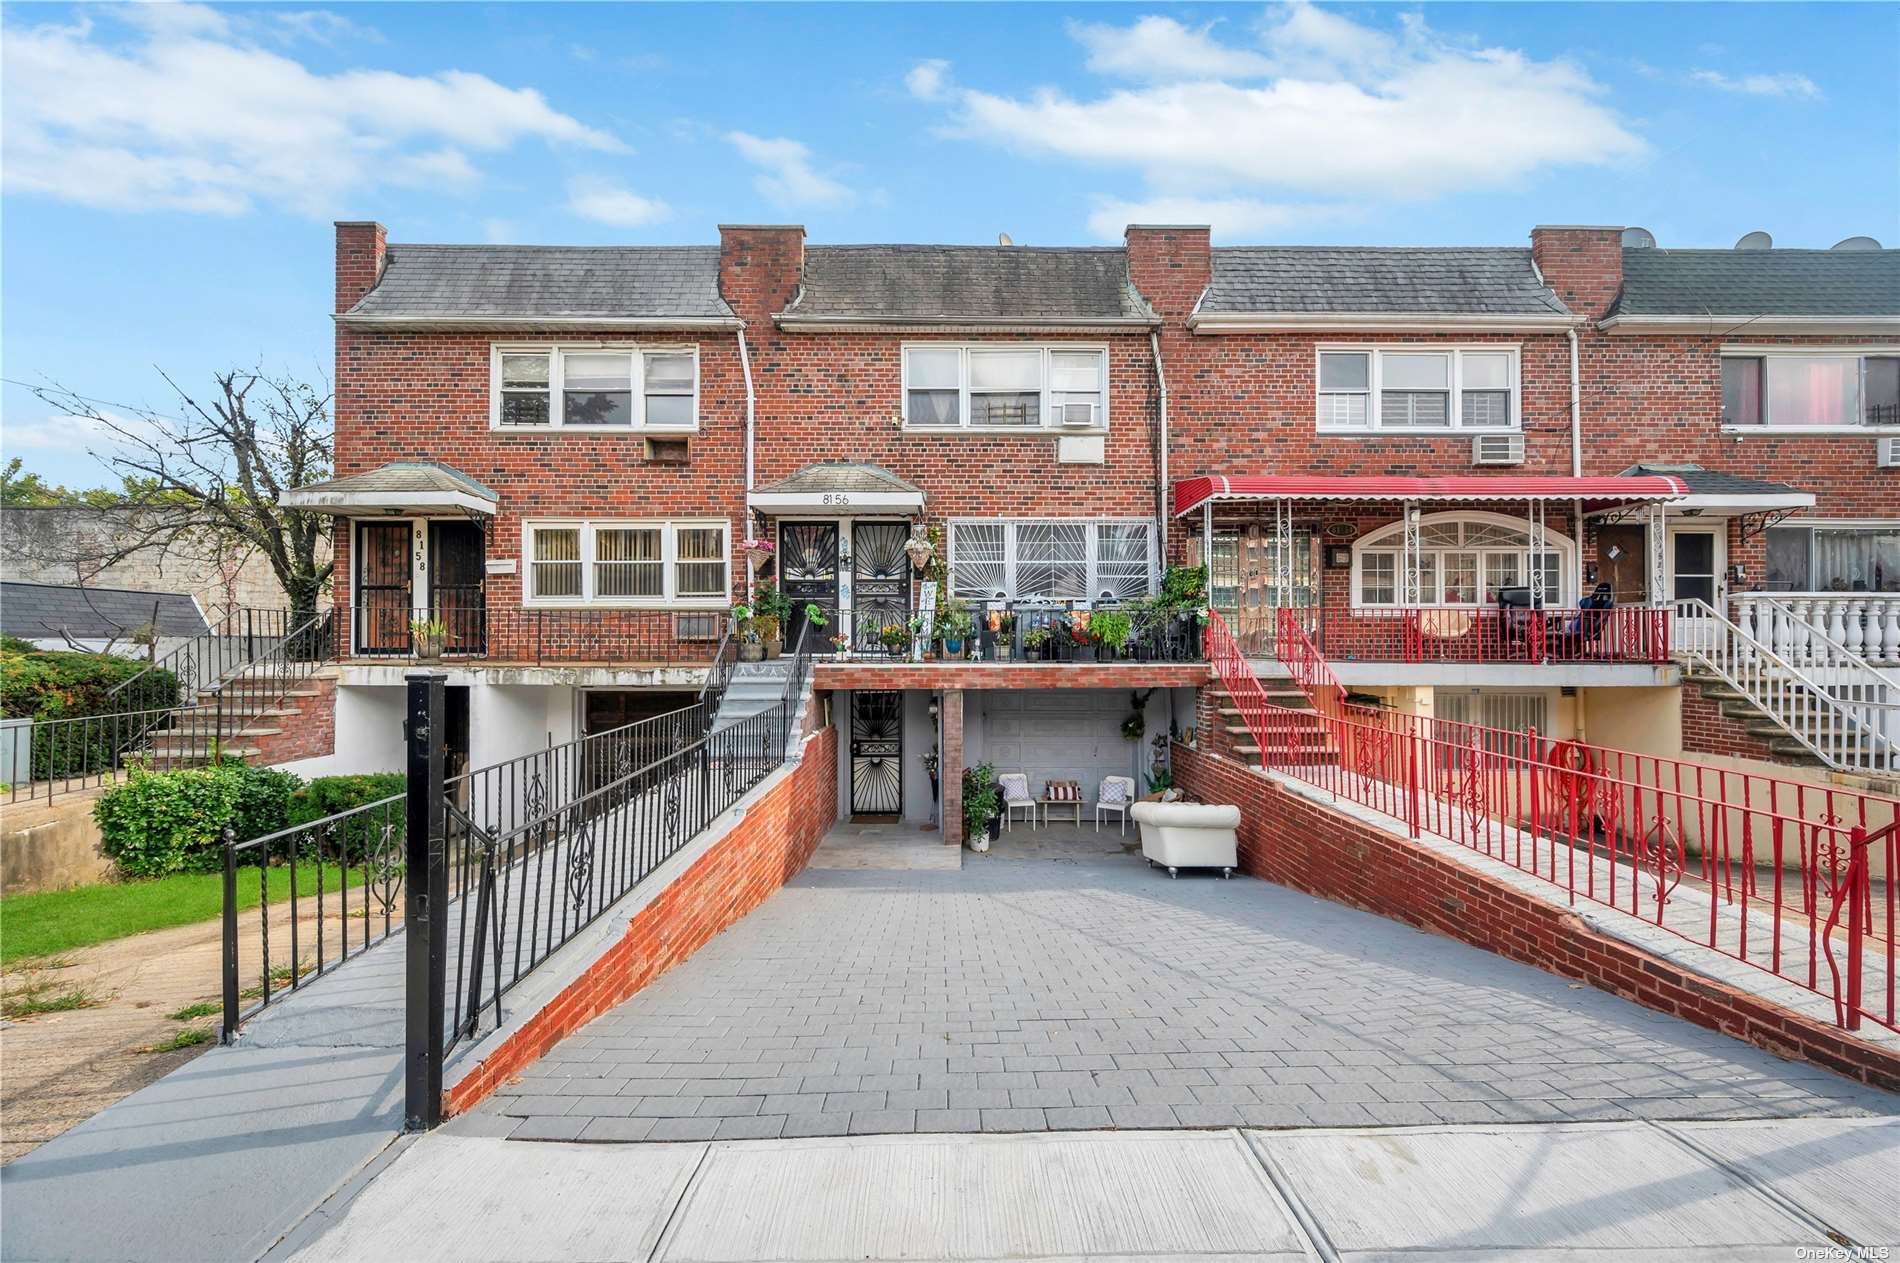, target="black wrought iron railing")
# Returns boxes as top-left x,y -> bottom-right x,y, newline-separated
837,600 -> 1203,663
